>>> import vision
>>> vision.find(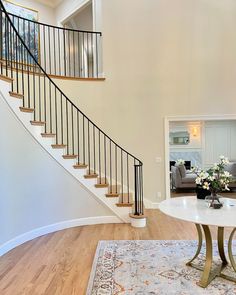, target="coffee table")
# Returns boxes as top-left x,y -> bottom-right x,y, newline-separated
159,196 -> 236,288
